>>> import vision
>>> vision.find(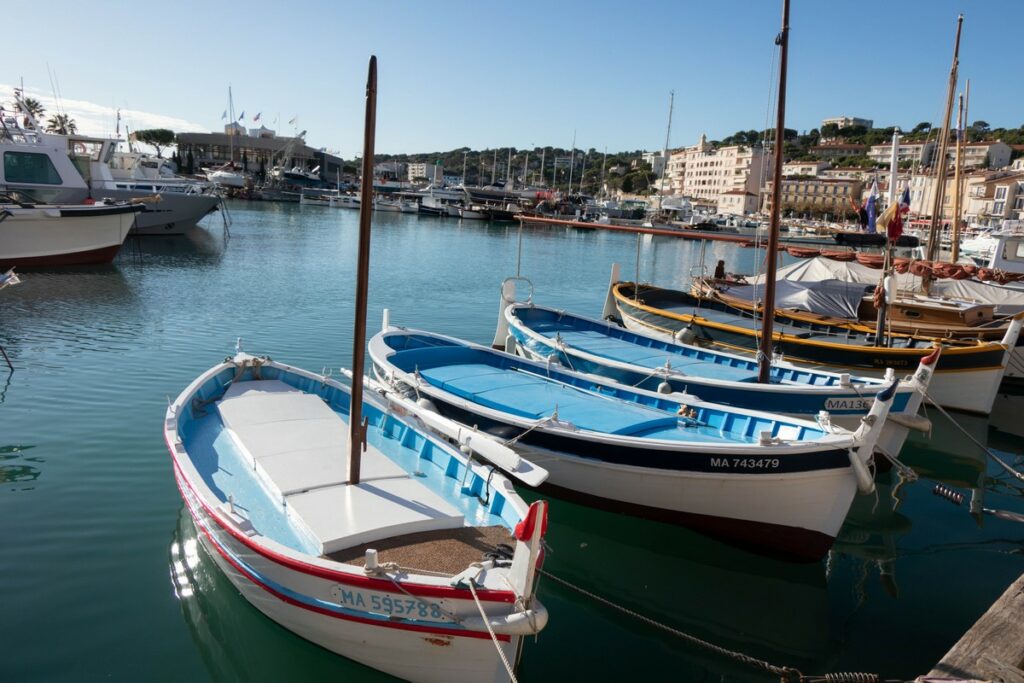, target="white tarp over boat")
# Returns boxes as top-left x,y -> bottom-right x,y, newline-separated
753,257 -> 1024,315
724,279 -> 869,319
